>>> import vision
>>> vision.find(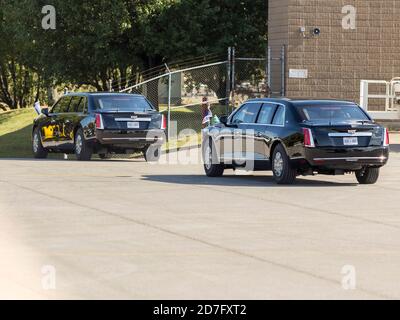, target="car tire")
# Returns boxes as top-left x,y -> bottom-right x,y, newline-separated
272,144 -> 297,185
203,139 -> 224,177
356,167 -> 380,185
32,127 -> 48,159
143,145 -> 161,162
99,153 -> 111,160
75,128 -> 92,161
